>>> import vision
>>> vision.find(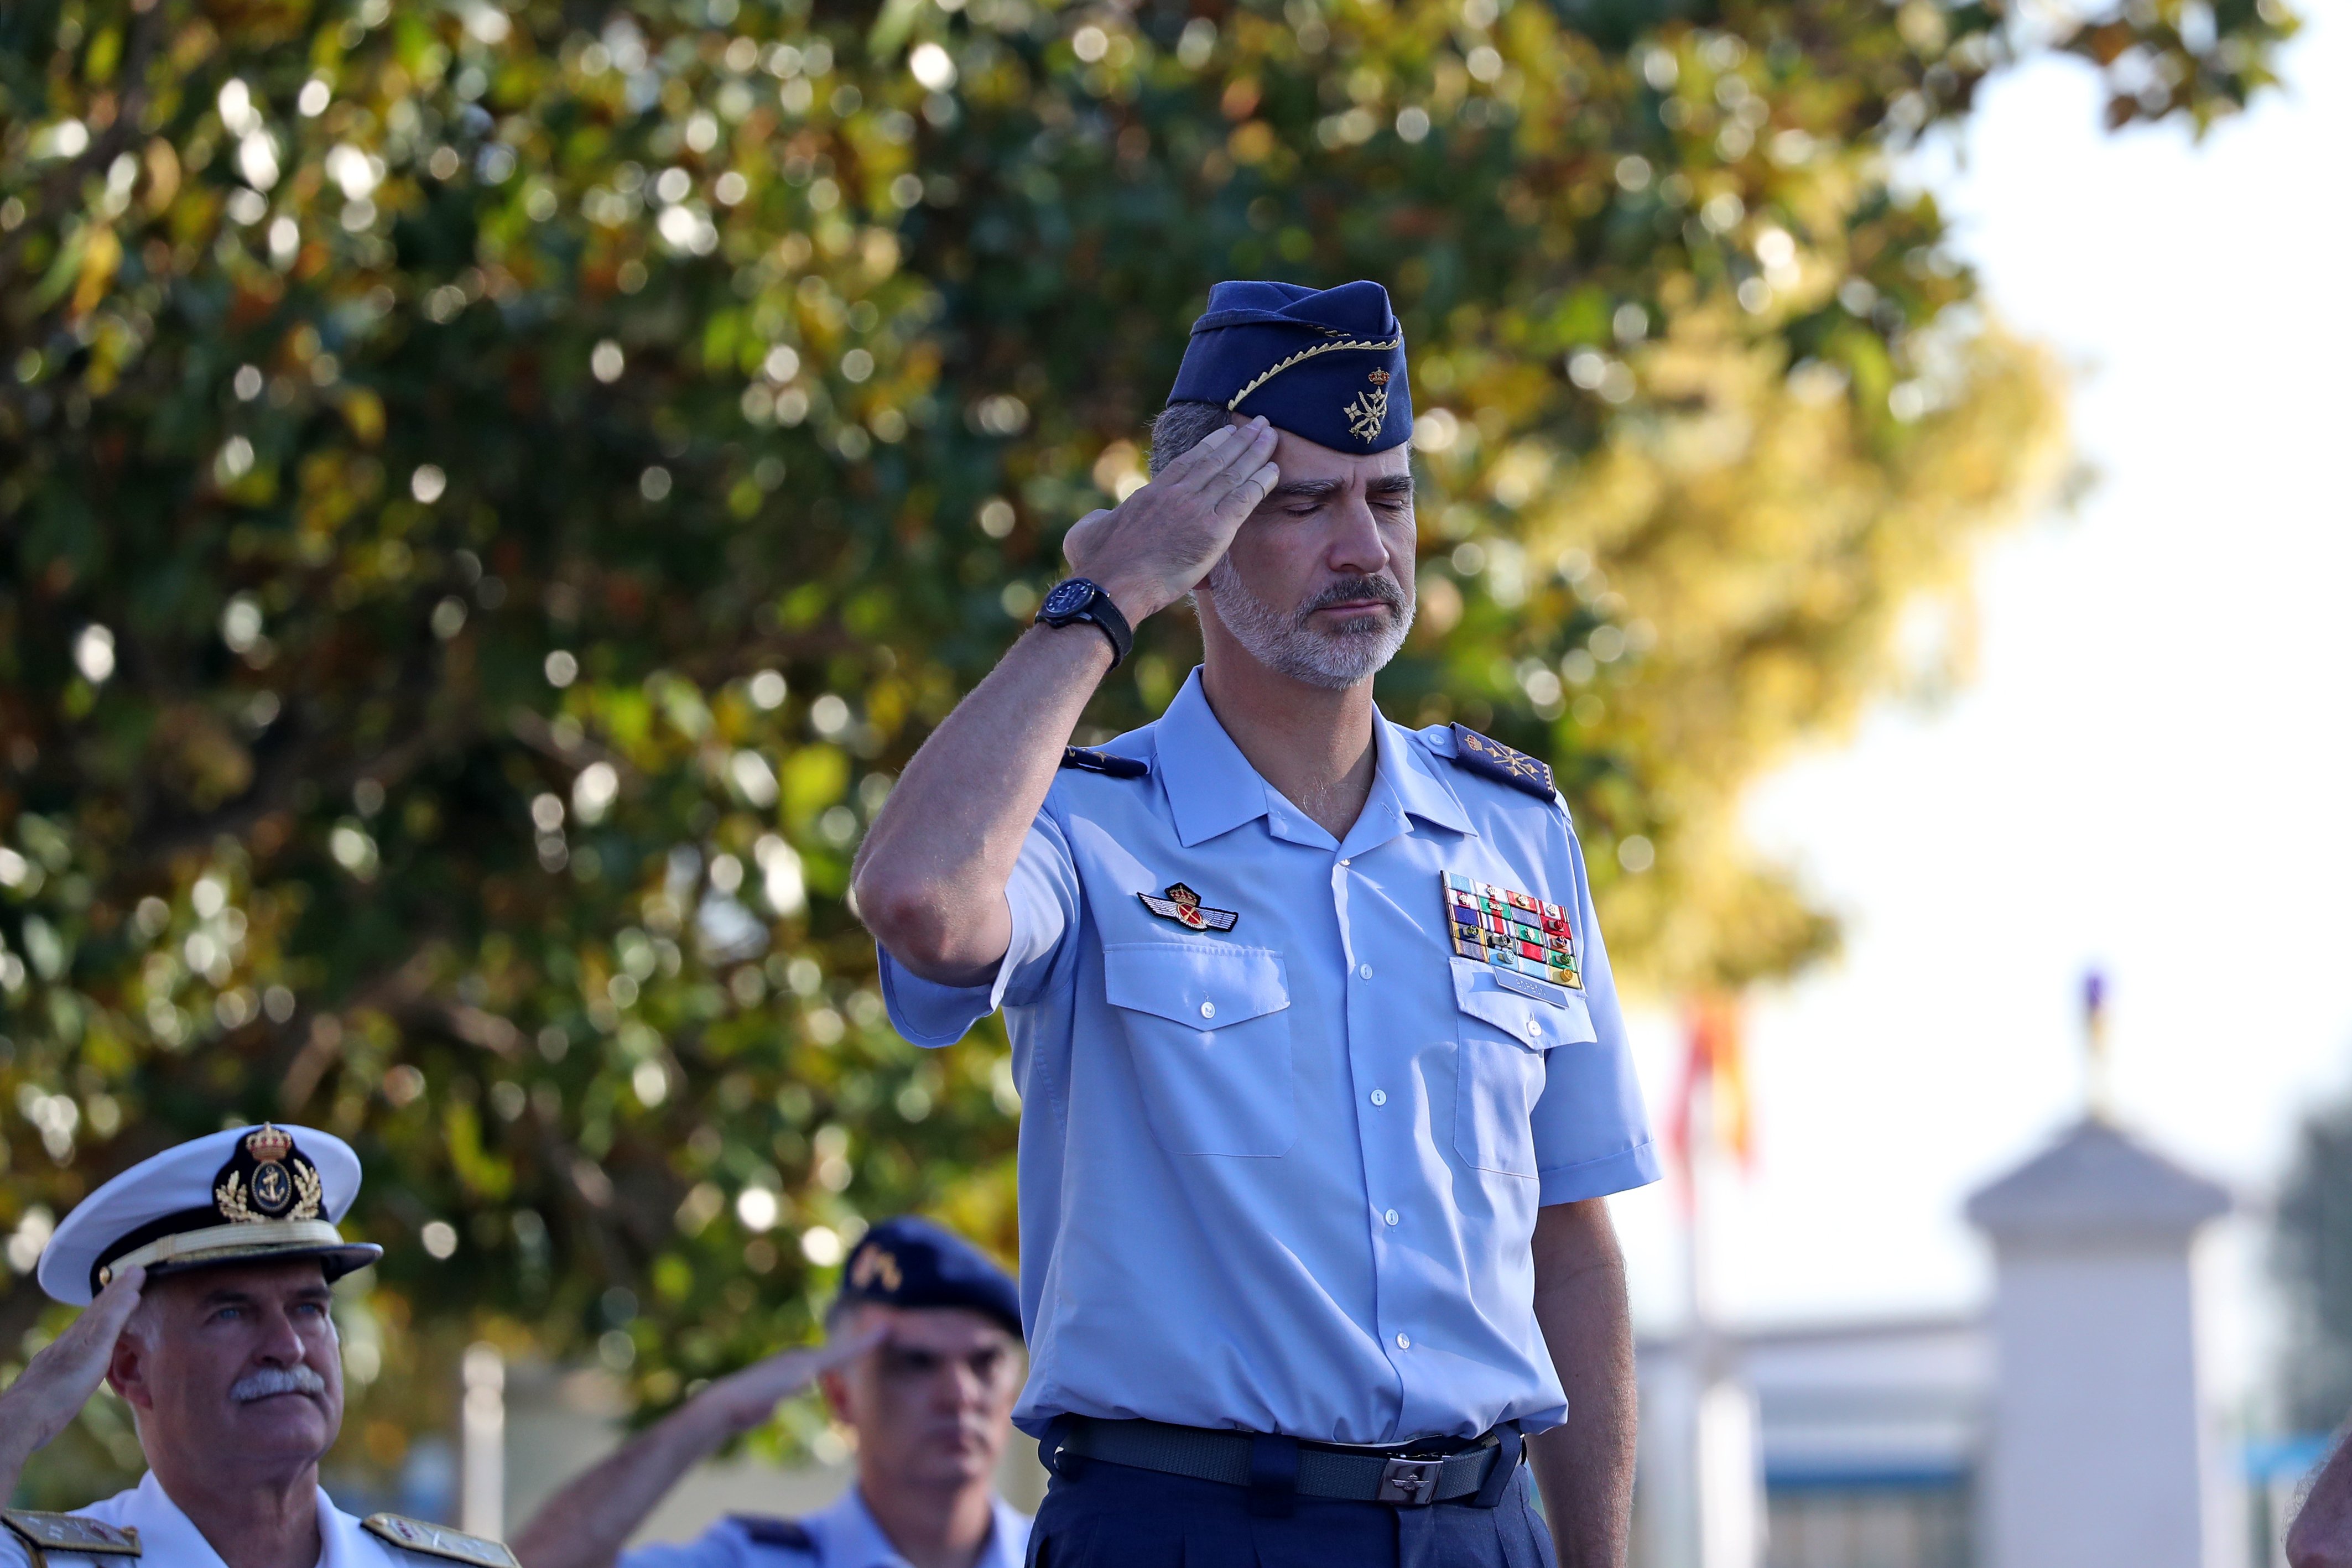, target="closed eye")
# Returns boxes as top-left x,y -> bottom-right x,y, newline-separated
1265,480 -> 1342,514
